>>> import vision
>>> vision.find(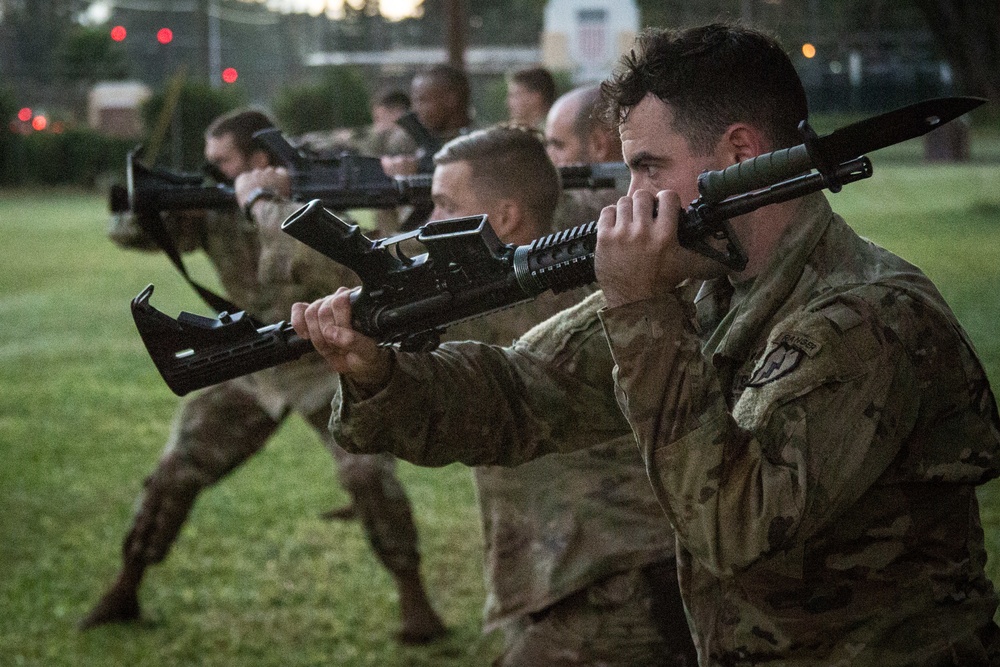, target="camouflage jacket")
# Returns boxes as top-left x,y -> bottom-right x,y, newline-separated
448,284 -> 674,629
599,192 -> 1000,665
552,187 -> 619,232
338,289 -> 675,629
